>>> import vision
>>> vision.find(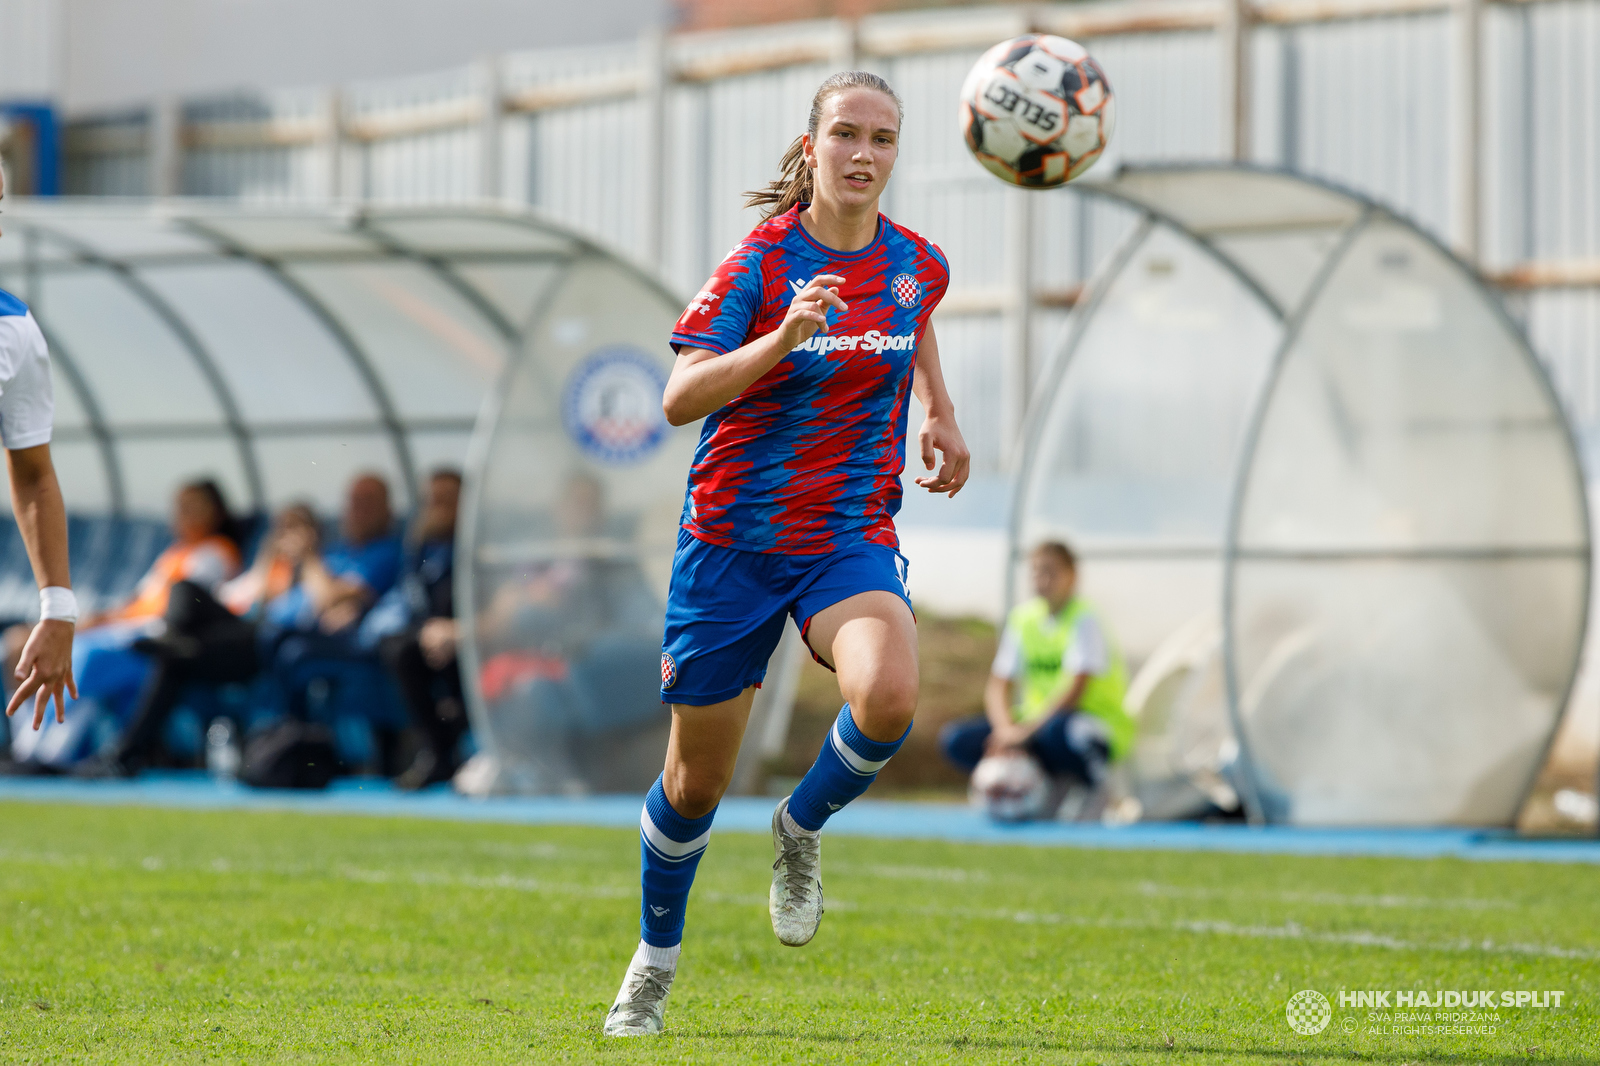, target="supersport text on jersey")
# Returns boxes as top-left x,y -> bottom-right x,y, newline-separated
670,206 -> 948,555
